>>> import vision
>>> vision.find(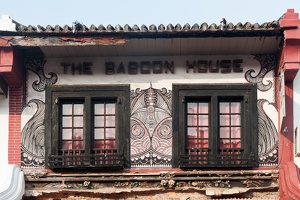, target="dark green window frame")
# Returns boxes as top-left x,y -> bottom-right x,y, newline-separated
45,85 -> 130,169
172,84 -> 258,168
